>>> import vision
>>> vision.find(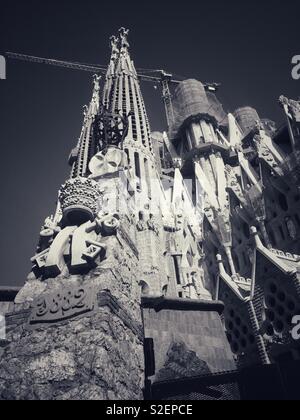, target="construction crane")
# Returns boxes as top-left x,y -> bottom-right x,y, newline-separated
5,52 -> 220,129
